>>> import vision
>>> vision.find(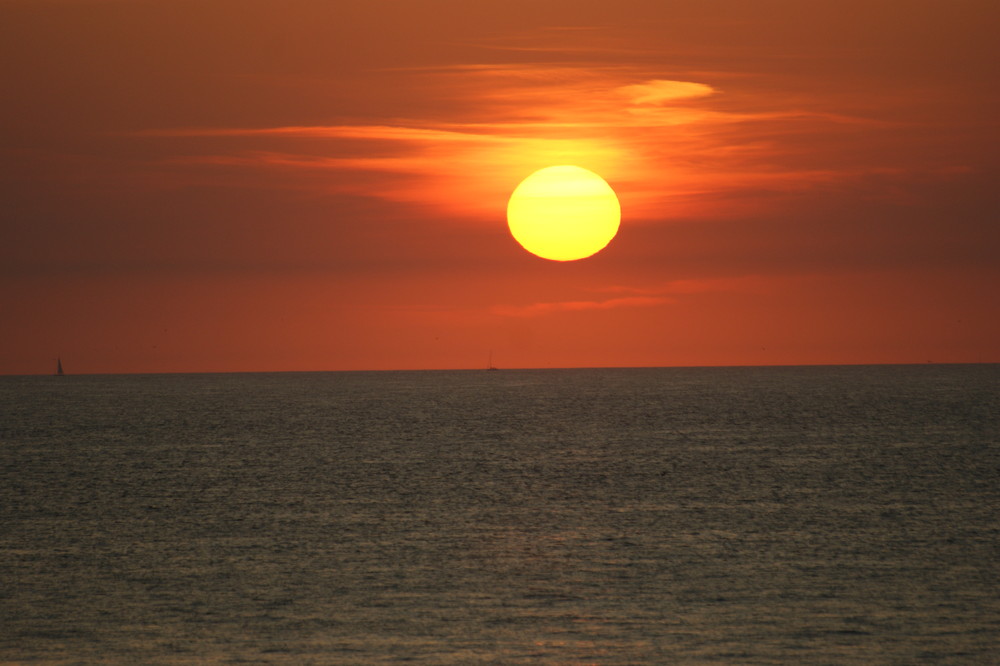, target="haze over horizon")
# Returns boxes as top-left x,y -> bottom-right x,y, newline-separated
3,0 -> 998,374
